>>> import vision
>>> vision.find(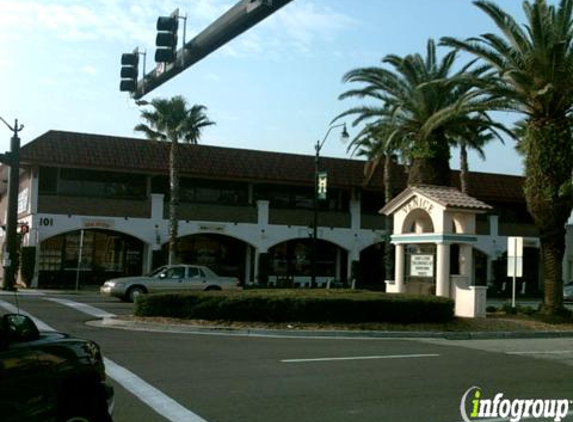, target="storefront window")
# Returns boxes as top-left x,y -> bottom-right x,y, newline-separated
255,184 -> 350,211
269,239 -> 339,278
38,230 -> 144,287
174,178 -> 249,205
174,234 -> 247,279
43,168 -> 147,199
